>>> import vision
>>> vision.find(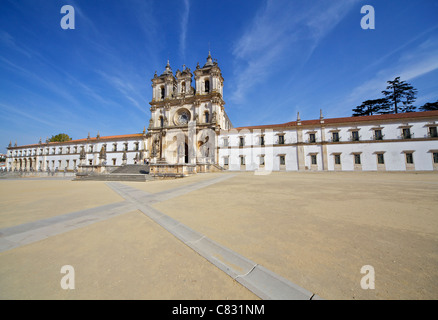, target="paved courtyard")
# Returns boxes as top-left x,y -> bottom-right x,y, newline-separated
0,171 -> 437,299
